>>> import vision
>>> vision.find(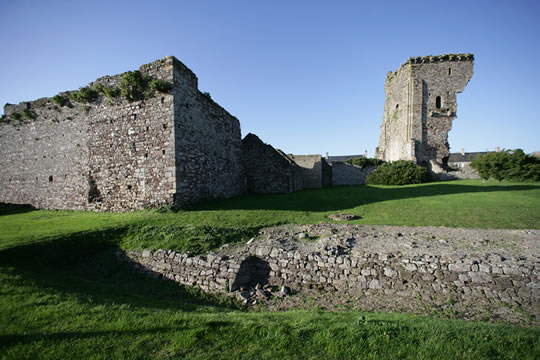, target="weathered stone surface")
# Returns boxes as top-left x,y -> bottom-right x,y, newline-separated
375,53 -> 474,175
0,56 -> 246,210
241,133 -> 302,194
289,155 -> 332,189
119,224 -> 540,325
